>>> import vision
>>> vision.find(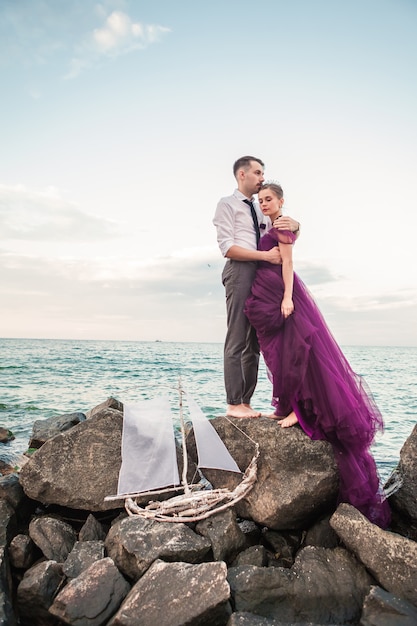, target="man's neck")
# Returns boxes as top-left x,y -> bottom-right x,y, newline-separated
238,187 -> 253,200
